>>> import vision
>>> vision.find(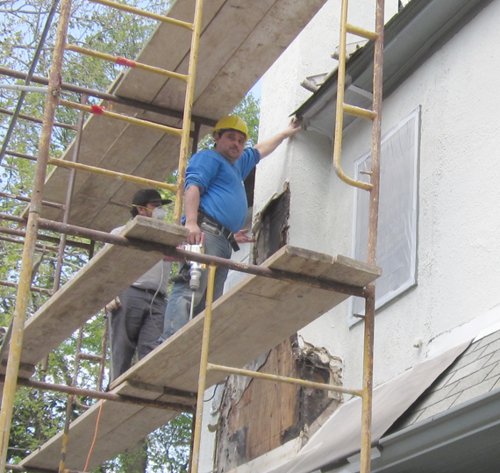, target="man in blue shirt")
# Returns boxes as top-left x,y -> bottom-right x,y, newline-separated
162,115 -> 301,340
